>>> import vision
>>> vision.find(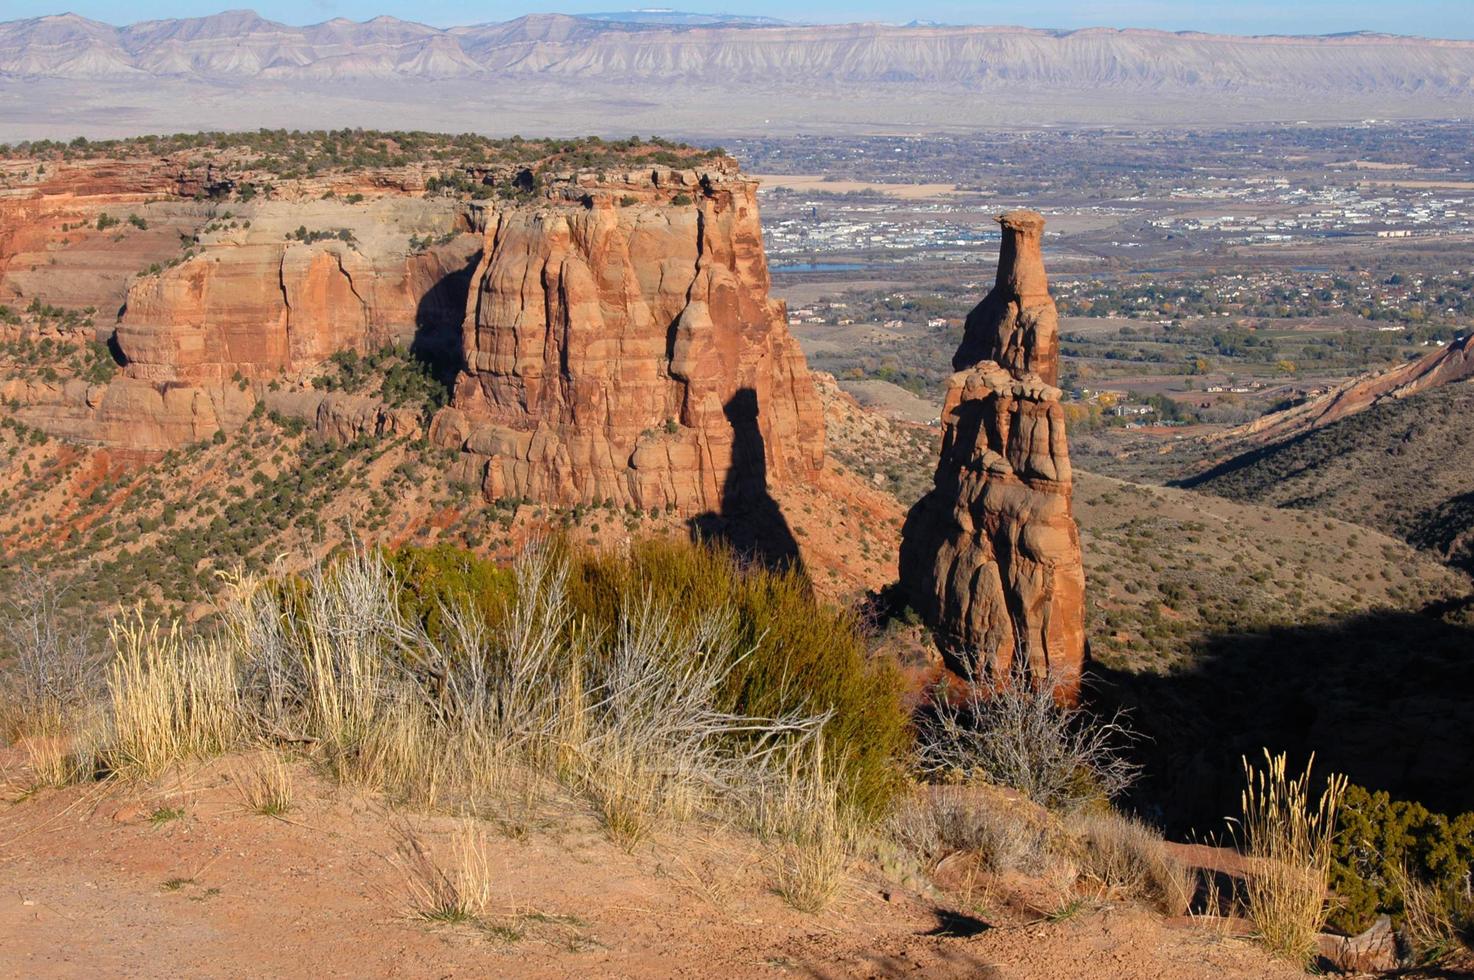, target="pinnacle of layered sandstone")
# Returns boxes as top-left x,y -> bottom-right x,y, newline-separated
953,210 -> 1059,385
435,166 -> 826,519
899,210 -> 1086,700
